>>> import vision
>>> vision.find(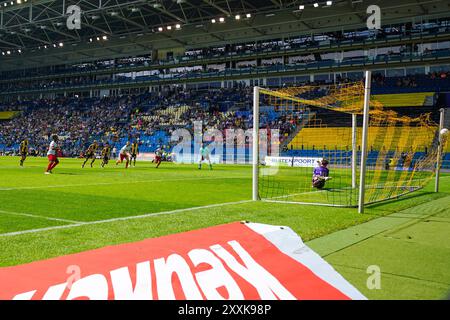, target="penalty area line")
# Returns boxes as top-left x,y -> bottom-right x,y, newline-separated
0,200 -> 253,237
0,209 -> 82,224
